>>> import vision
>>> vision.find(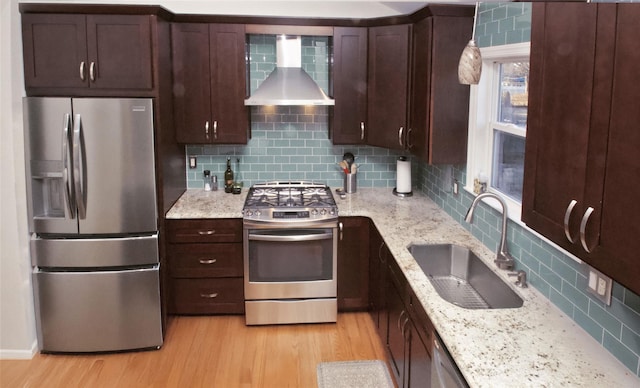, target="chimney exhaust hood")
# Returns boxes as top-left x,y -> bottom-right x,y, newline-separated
245,35 -> 334,106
